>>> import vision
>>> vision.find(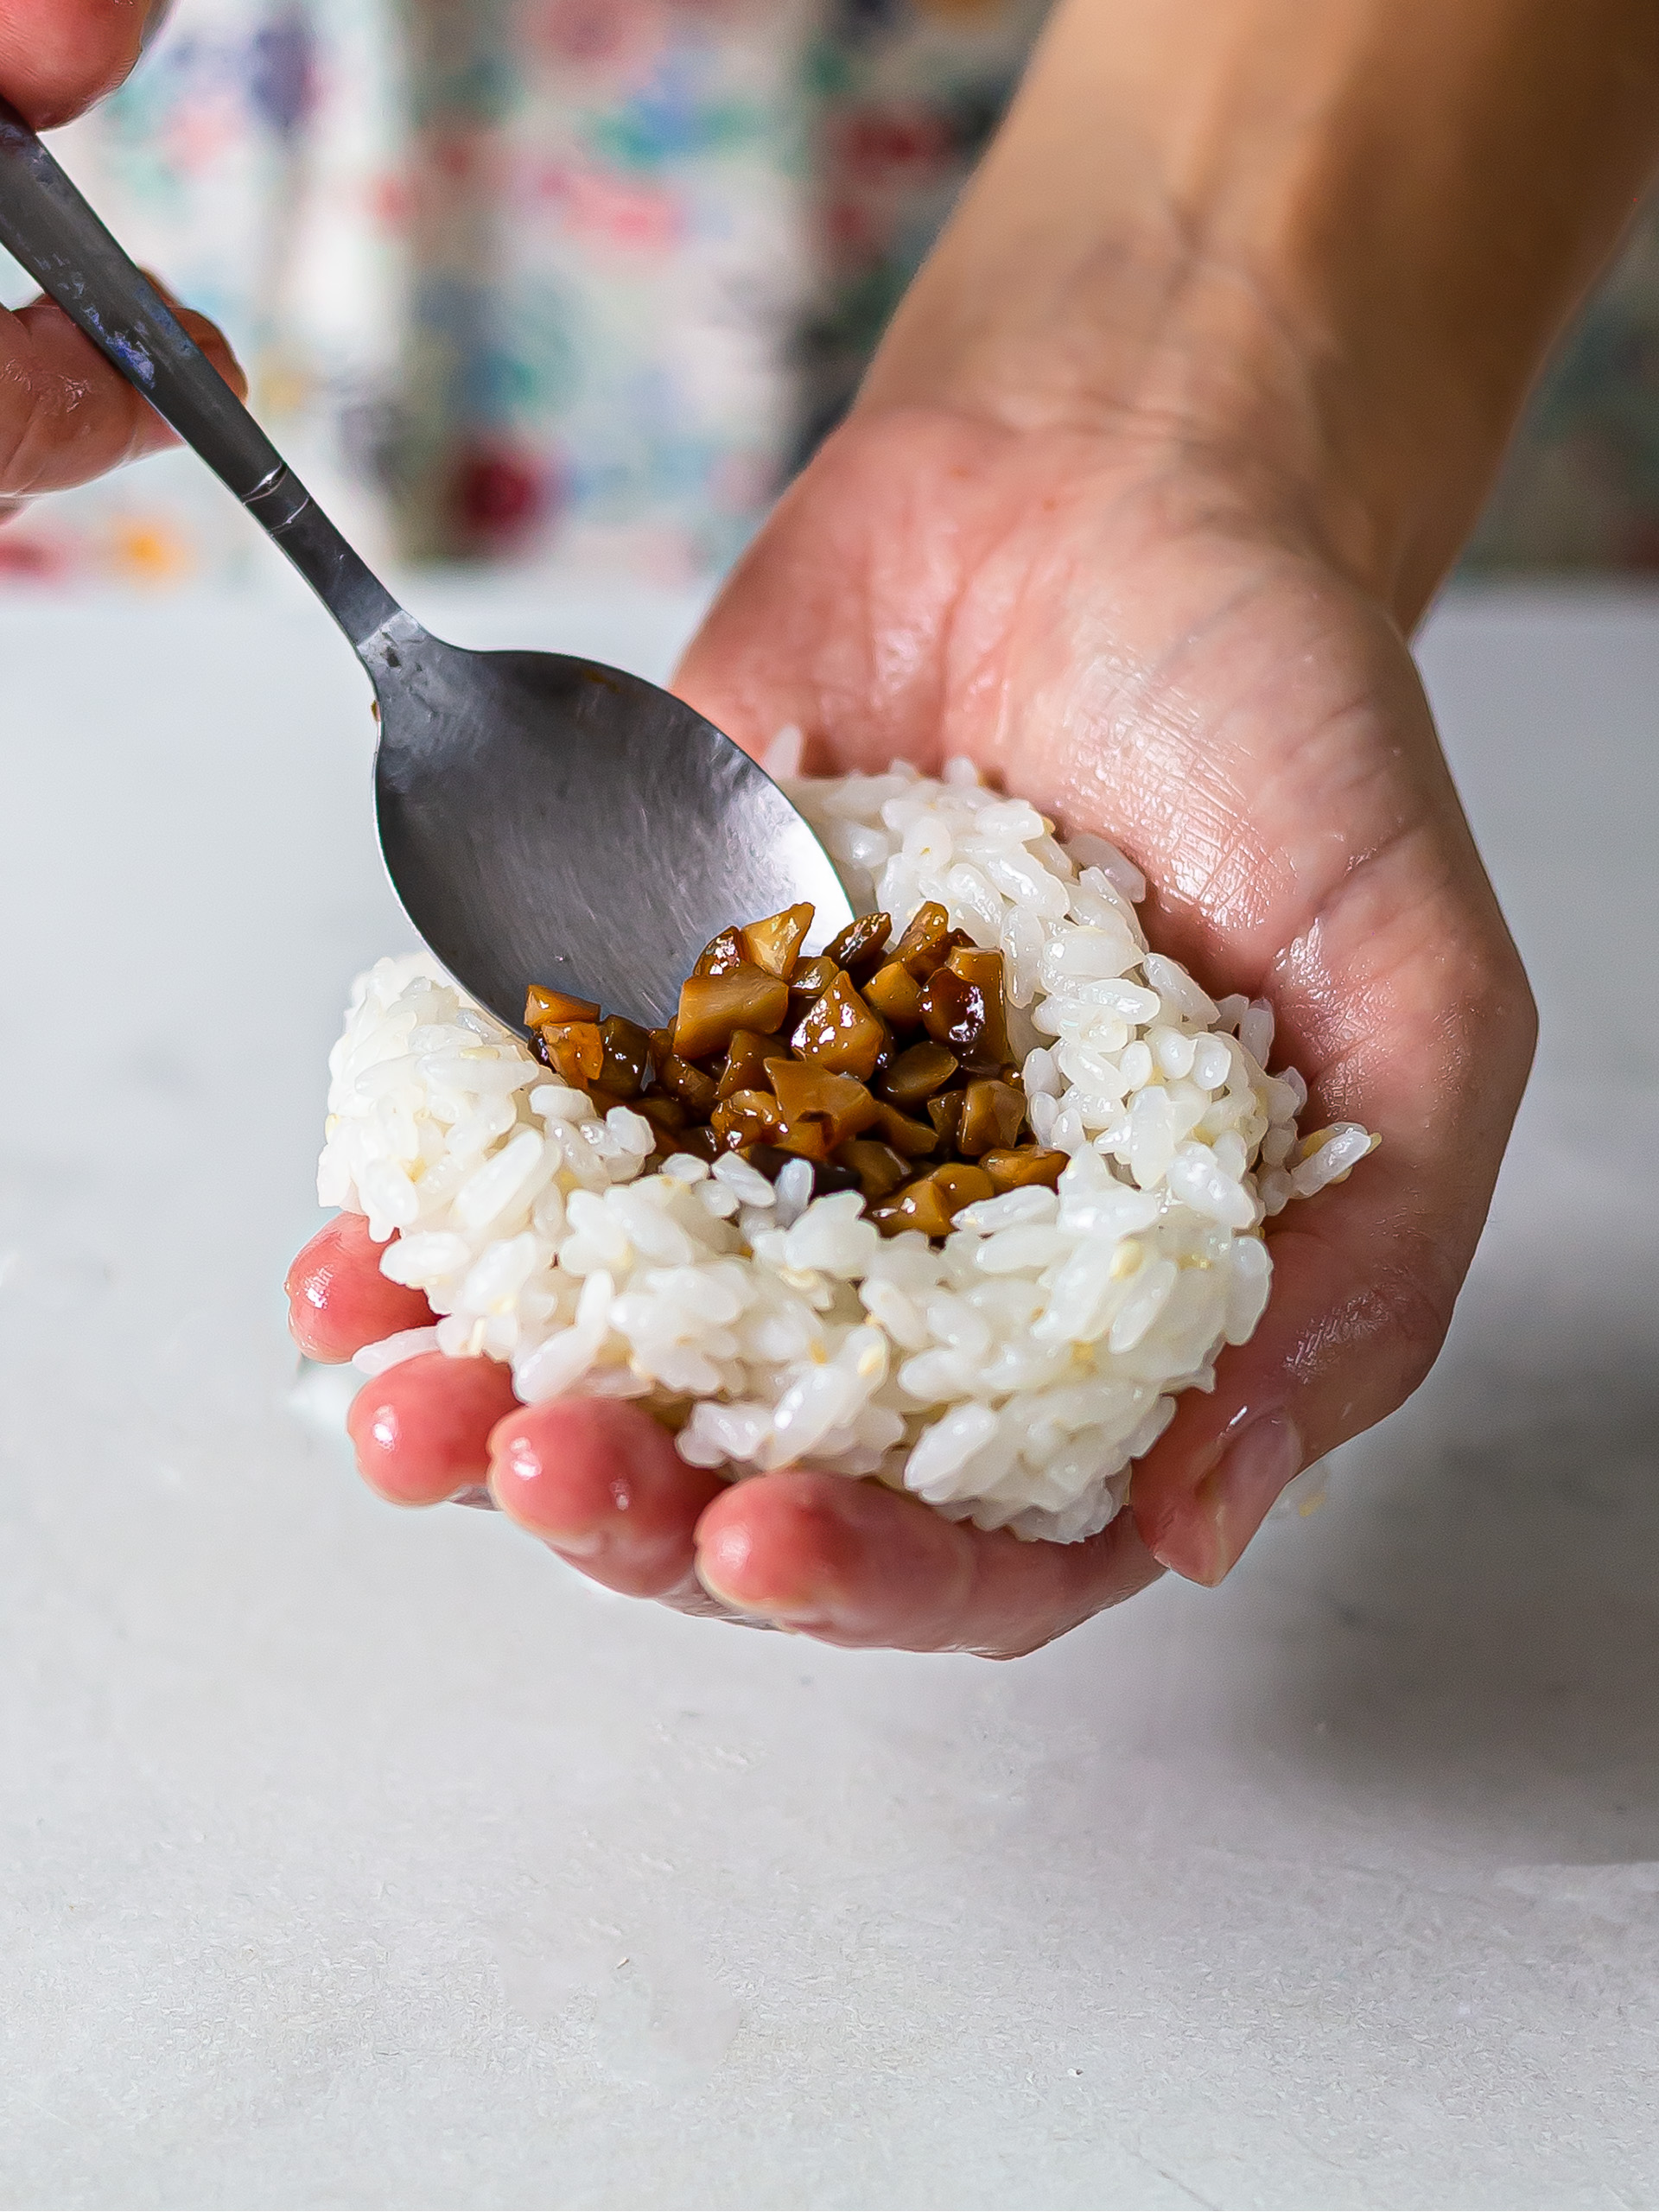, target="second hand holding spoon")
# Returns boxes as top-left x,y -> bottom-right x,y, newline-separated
0,99 -> 852,1029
